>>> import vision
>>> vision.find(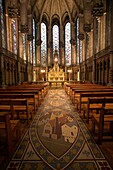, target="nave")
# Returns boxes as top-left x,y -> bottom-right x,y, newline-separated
0,88 -> 113,170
